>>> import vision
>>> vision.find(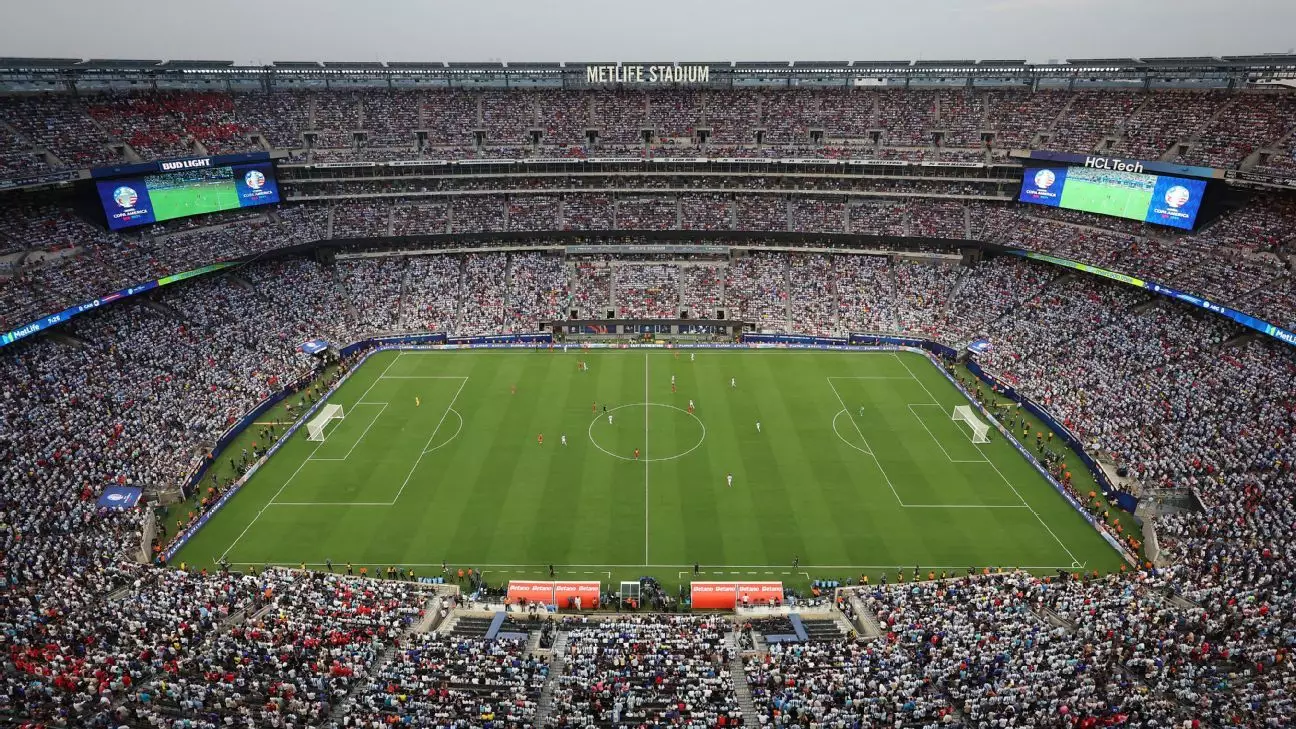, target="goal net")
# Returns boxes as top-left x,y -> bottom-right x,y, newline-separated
951,405 -> 991,443
306,404 -> 345,442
